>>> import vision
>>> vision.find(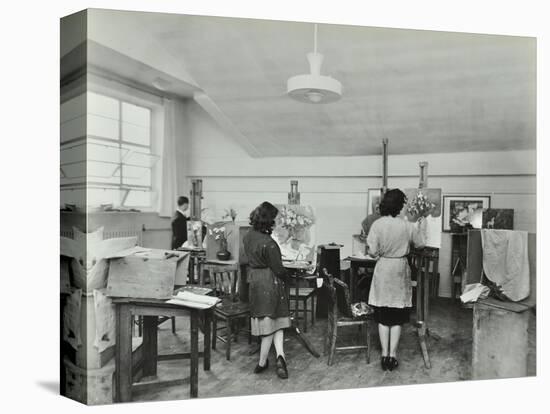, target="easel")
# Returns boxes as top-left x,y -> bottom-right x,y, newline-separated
412,161 -> 435,368
380,148 -> 434,369
248,180 -> 320,358
184,179 -> 206,284
285,180 -> 320,357
450,233 -> 467,300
